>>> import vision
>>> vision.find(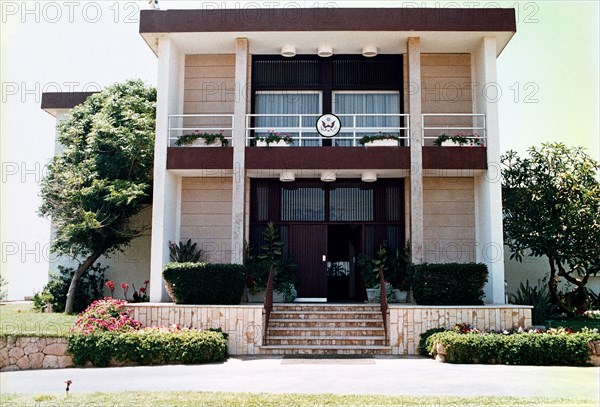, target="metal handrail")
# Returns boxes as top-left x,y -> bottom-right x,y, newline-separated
246,113 -> 410,147
378,264 -> 389,345
262,264 -> 275,345
168,114 -> 234,147
421,113 -> 487,143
